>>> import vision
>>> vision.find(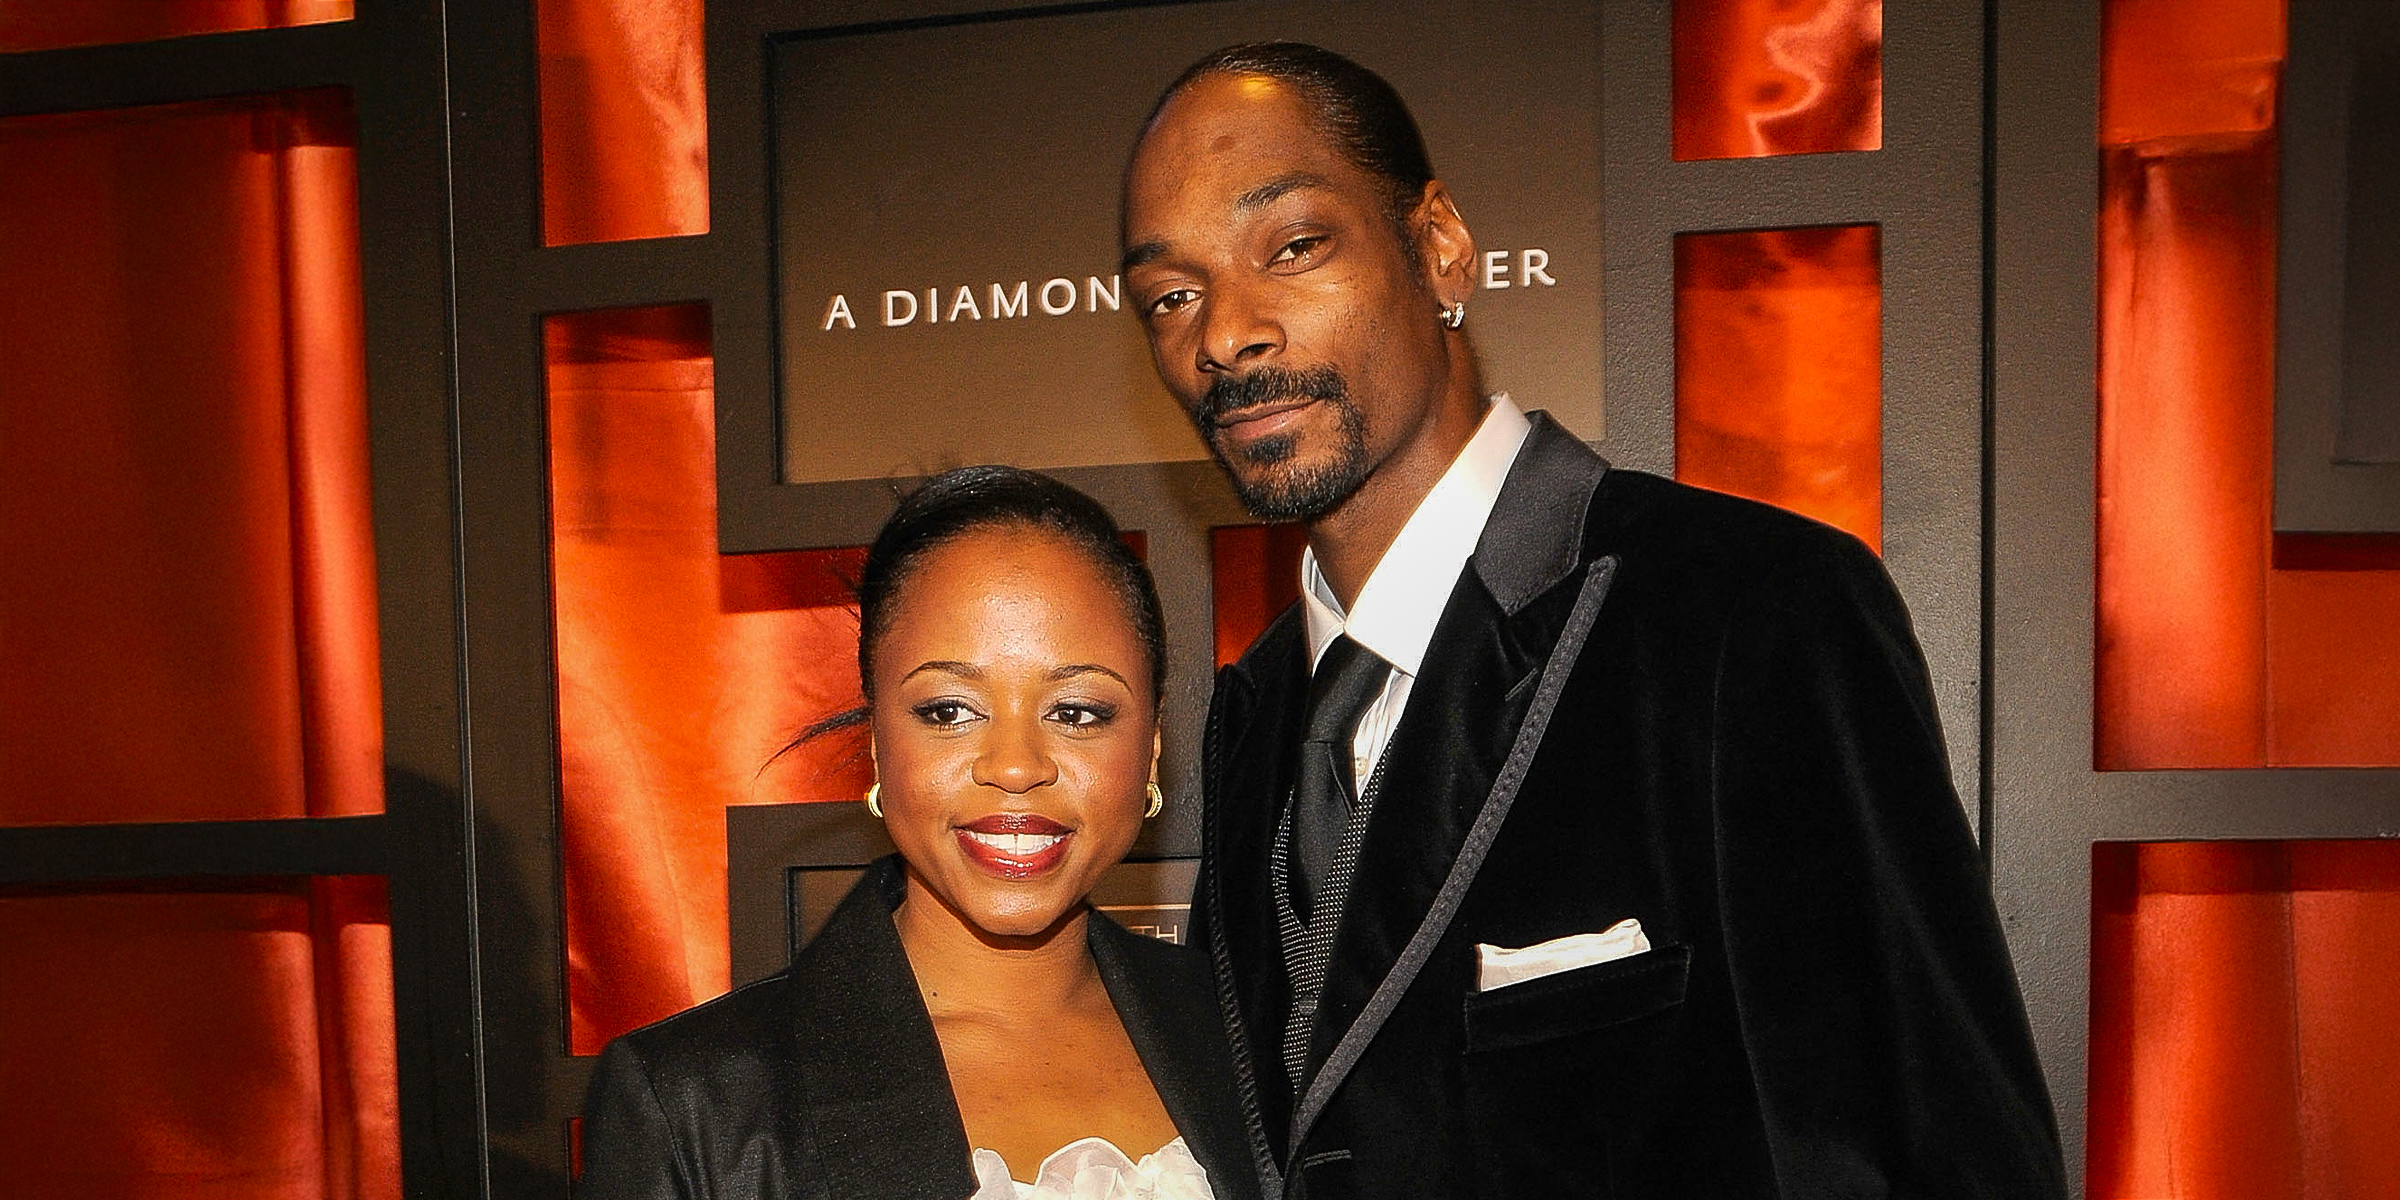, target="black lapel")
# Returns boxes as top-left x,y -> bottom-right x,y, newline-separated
1298,413 -> 1613,1121
786,857 -> 980,1200
1469,413 -> 1614,614
1302,547 -> 1572,1067
1091,916 -> 1267,1200
1203,604 -> 1309,1158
